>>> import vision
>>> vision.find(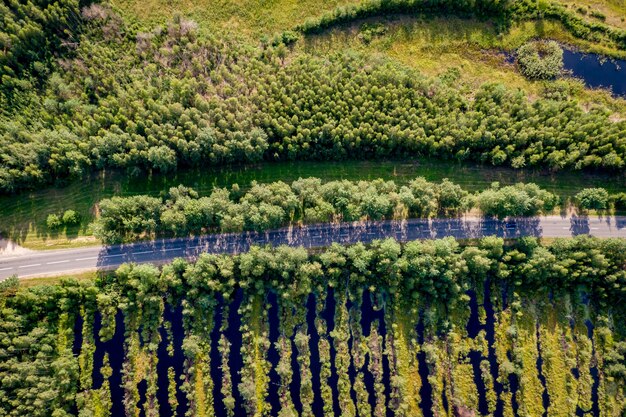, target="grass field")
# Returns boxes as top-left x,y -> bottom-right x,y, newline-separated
1,159 -> 625,249
110,0 -> 359,36
559,0 -> 626,29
